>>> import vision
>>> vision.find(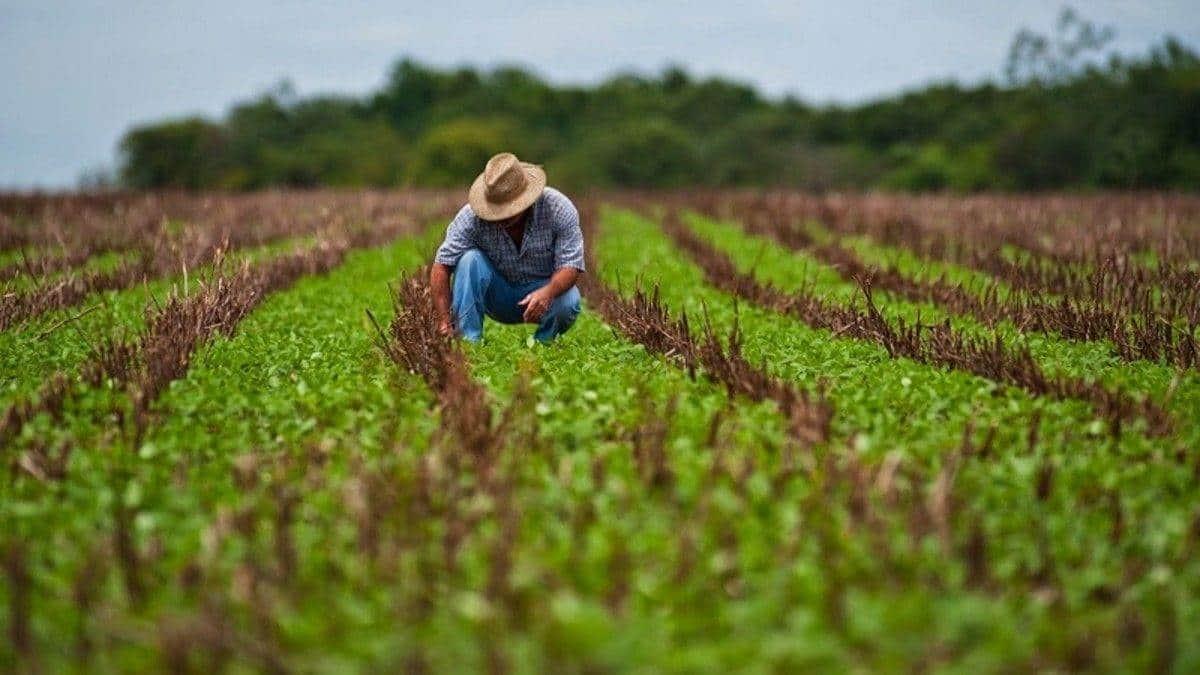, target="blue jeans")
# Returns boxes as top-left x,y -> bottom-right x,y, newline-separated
452,249 -> 581,342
